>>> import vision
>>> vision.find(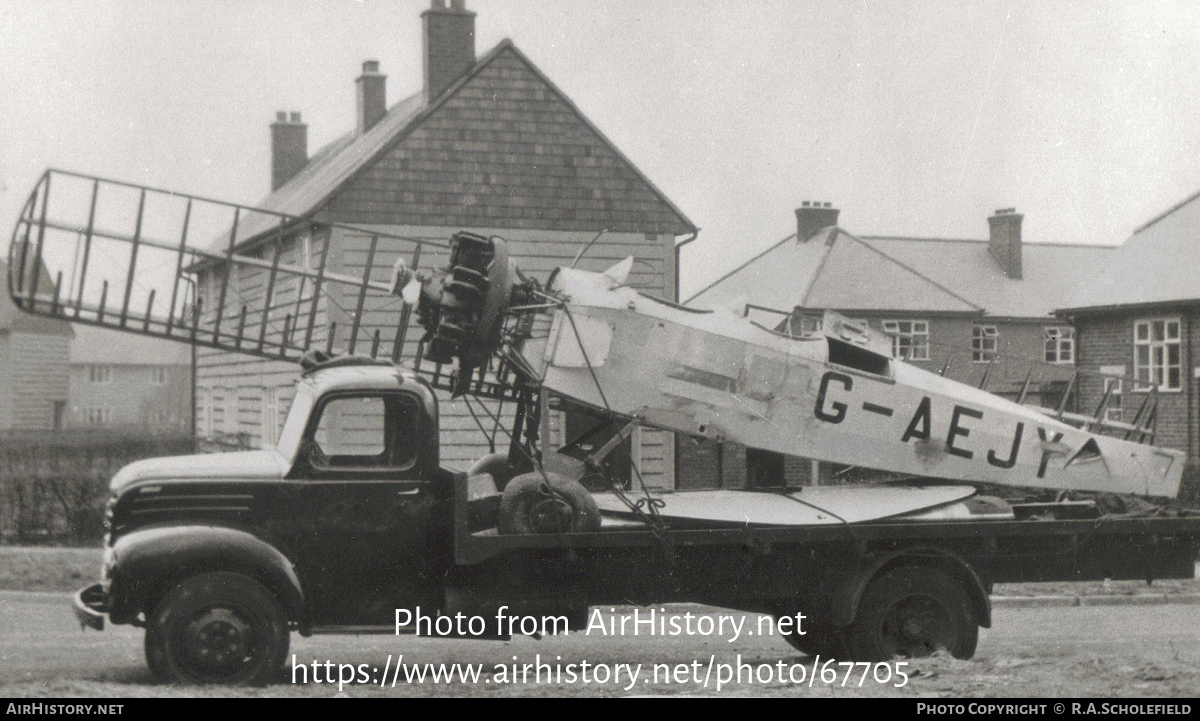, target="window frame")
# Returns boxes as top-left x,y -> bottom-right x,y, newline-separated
1133,317 -> 1182,392
1102,376 -> 1123,422
87,365 -> 112,383
294,391 -> 423,479
83,407 -> 111,425
1044,326 -> 1075,364
971,325 -> 999,363
881,319 -> 930,361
